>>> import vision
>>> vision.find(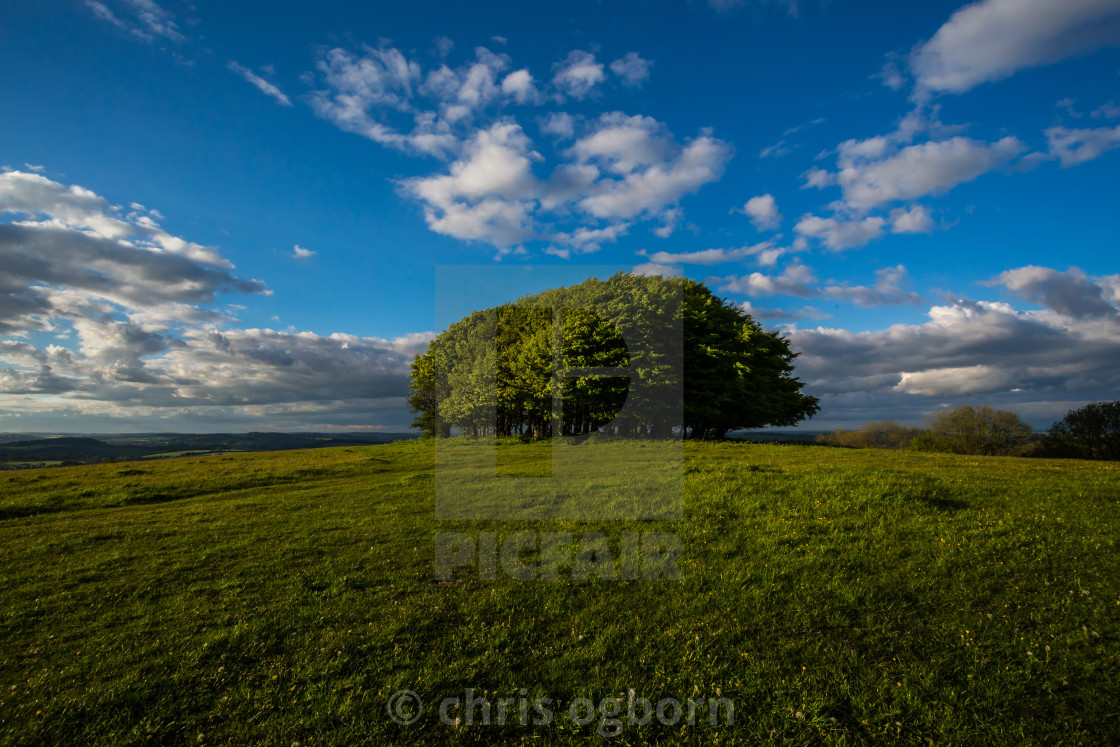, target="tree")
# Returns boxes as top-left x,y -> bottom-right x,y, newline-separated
1039,400 -> 1120,460
407,273 -> 819,439
920,405 -> 1033,456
